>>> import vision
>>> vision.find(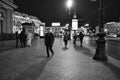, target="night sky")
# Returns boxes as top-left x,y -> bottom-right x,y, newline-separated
14,0 -> 119,26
